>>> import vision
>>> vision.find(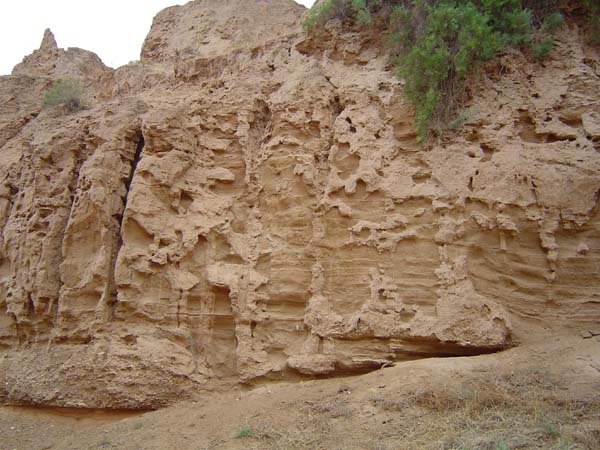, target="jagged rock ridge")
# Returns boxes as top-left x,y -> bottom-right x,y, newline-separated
0,0 -> 599,408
